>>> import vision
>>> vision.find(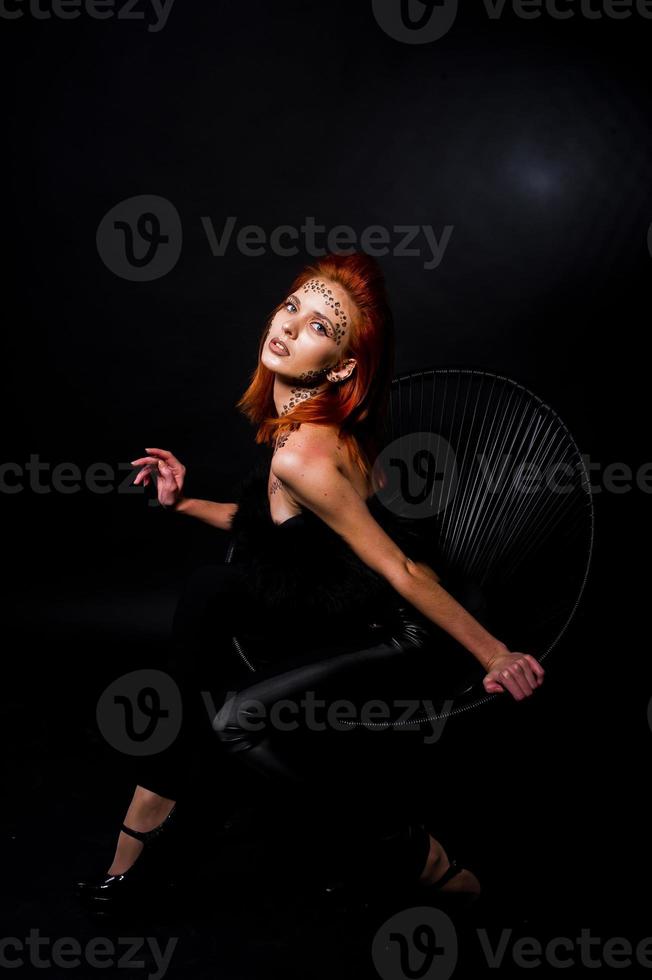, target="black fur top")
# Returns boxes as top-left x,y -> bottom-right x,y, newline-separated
227,456 -> 447,623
